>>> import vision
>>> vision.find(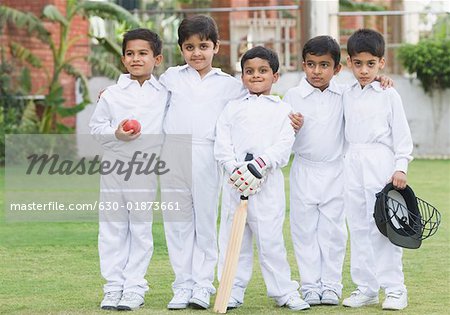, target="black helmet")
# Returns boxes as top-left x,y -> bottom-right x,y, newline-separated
374,183 -> 441,249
